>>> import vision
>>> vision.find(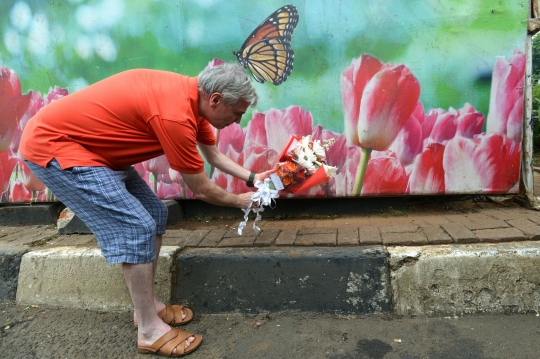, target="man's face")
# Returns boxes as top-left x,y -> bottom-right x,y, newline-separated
206,93 -> 250,129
